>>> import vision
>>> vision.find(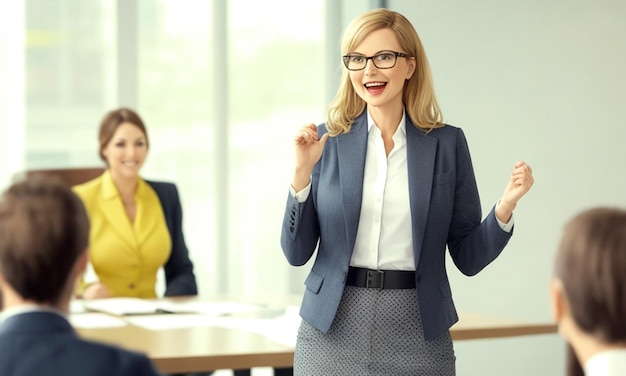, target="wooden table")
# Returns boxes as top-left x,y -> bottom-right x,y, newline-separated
78,321 -> 294,373
75,298 -> 557,374
451,311 -> 557,340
